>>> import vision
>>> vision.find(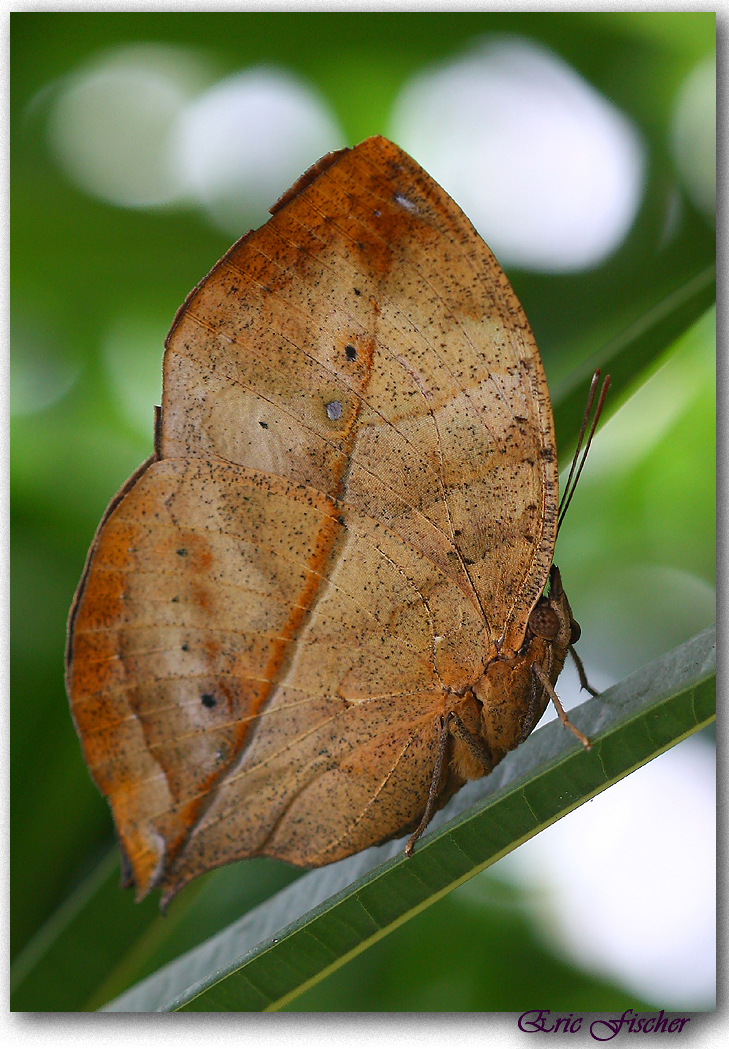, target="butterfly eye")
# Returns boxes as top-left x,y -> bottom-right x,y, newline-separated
528,603 -> 560,639
570,619 -> 582,645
